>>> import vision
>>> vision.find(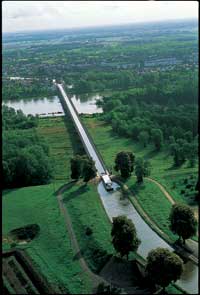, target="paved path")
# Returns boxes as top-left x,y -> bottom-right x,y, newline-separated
56,184 -> 107,292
